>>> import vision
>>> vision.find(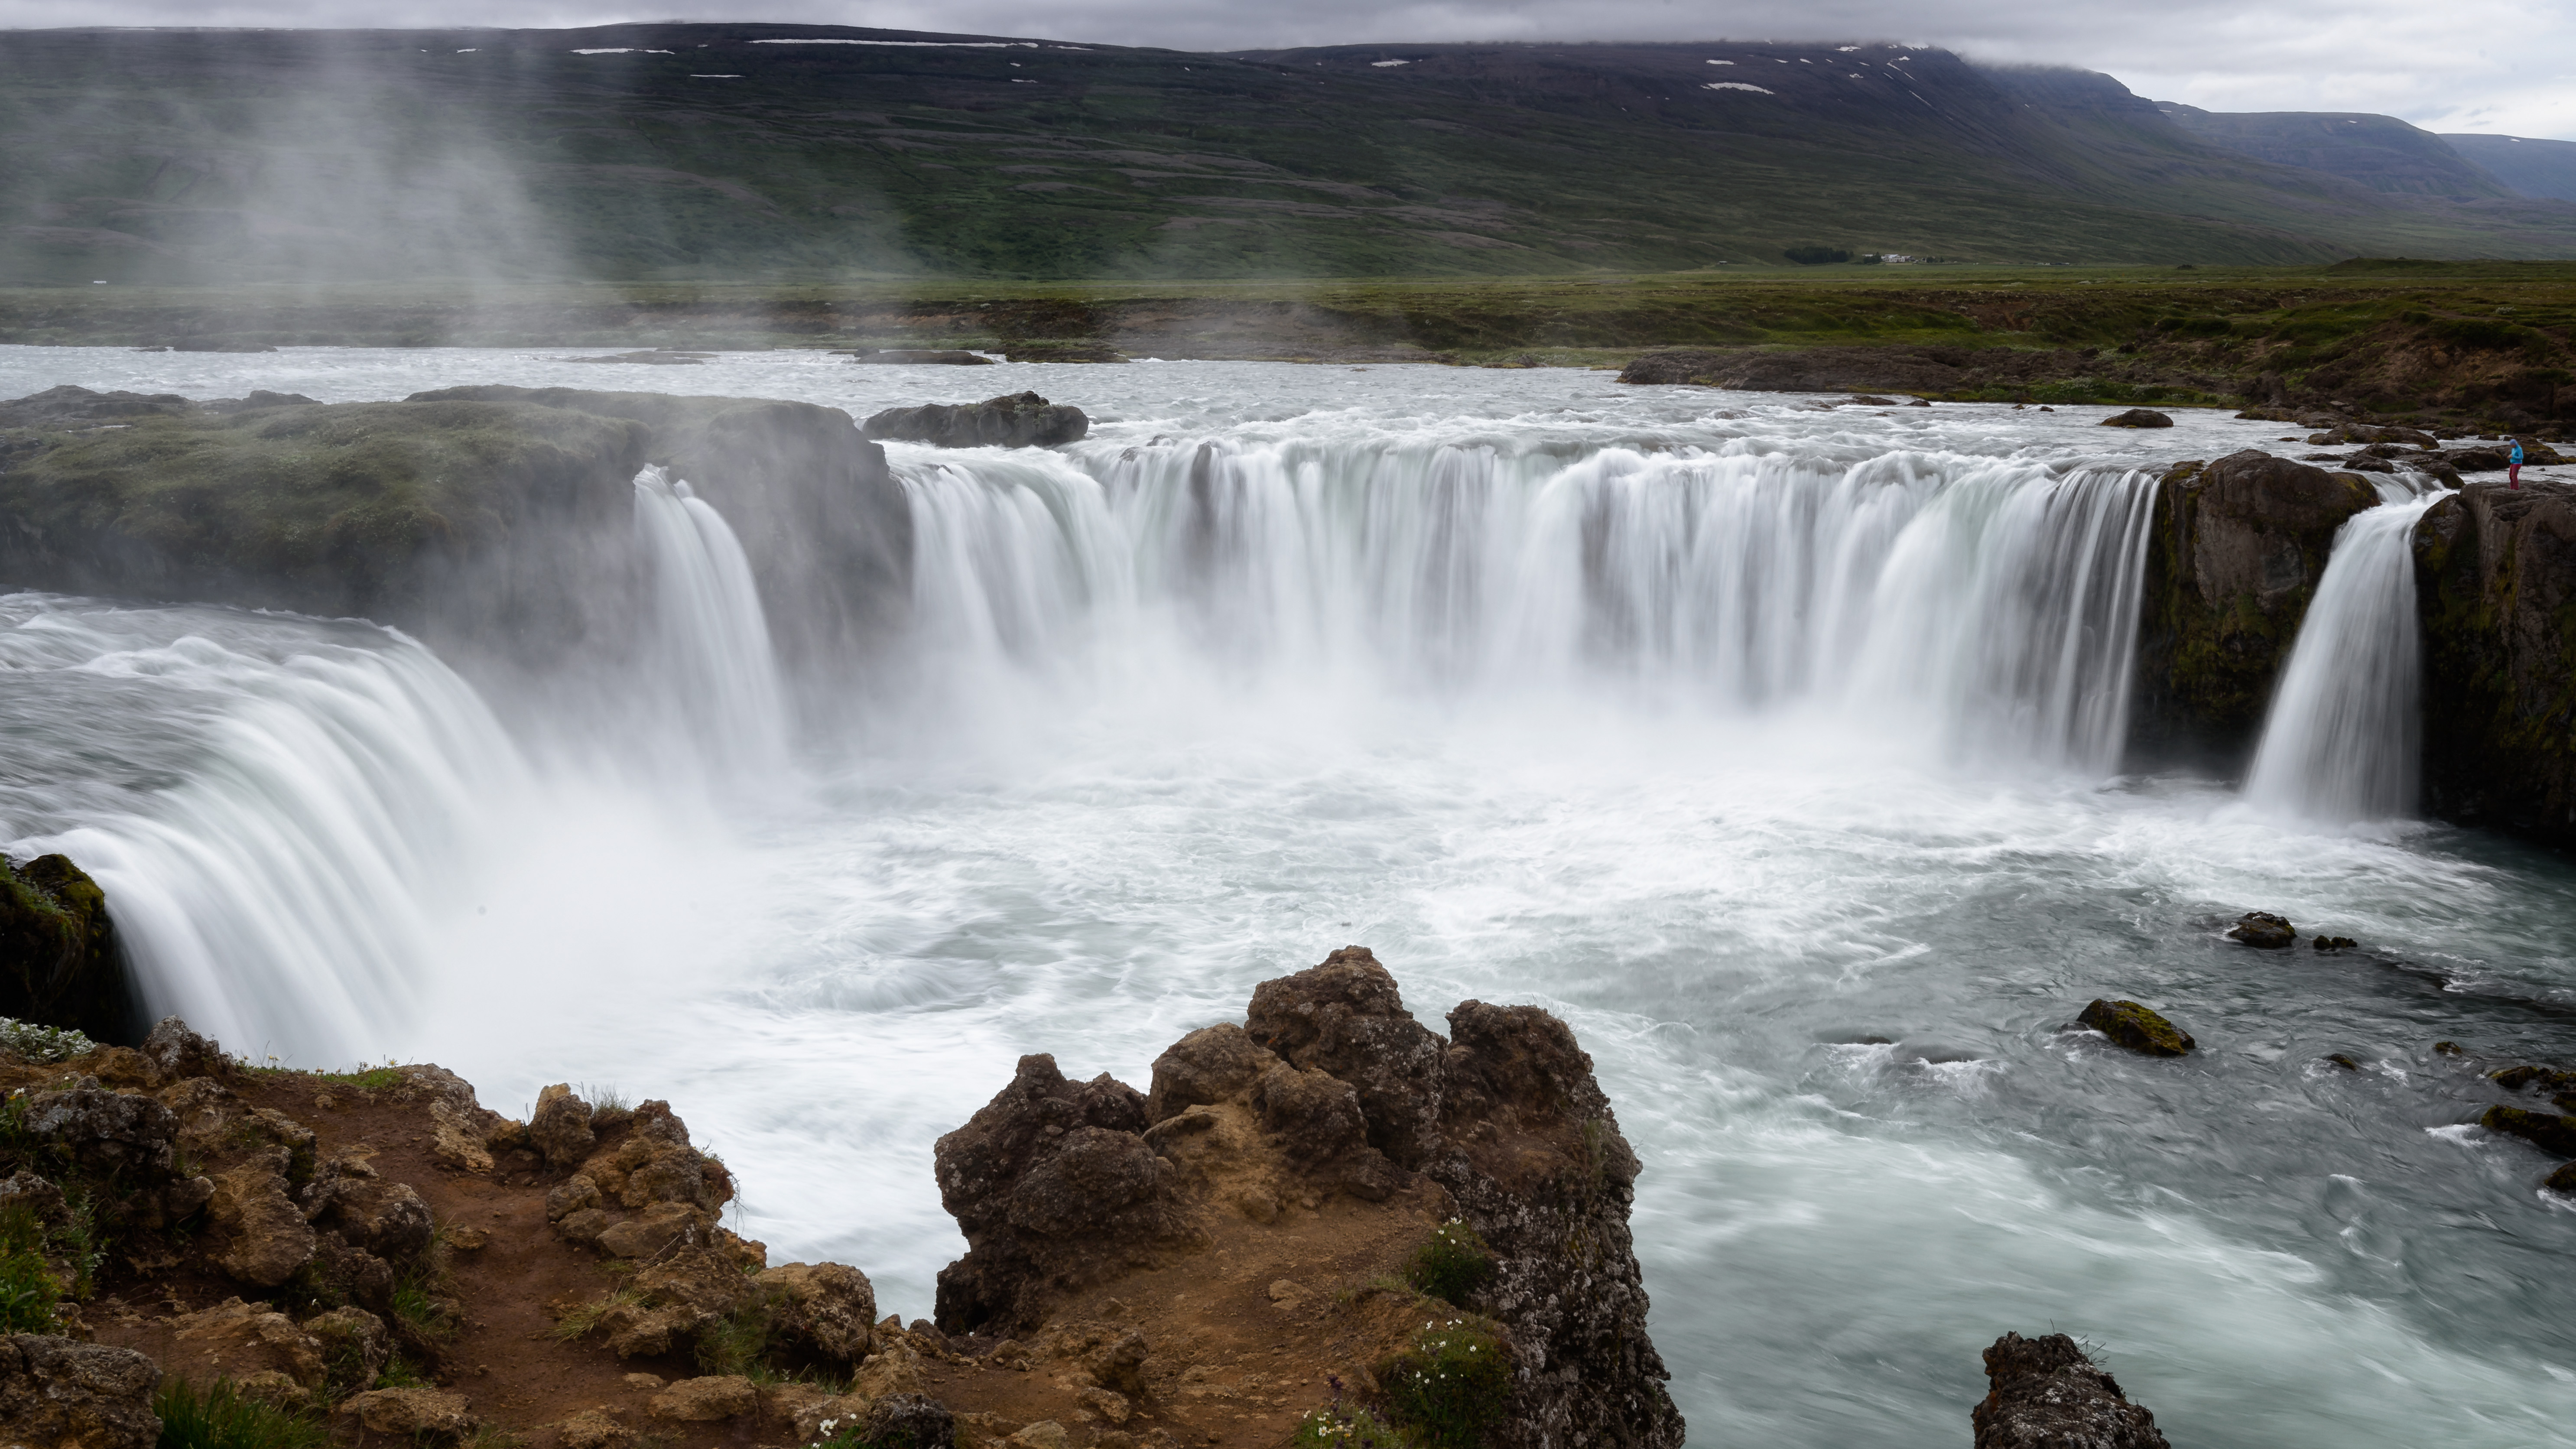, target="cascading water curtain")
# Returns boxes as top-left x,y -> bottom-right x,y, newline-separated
2245,494 -> 2443,824
891,436 -> 2161,776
